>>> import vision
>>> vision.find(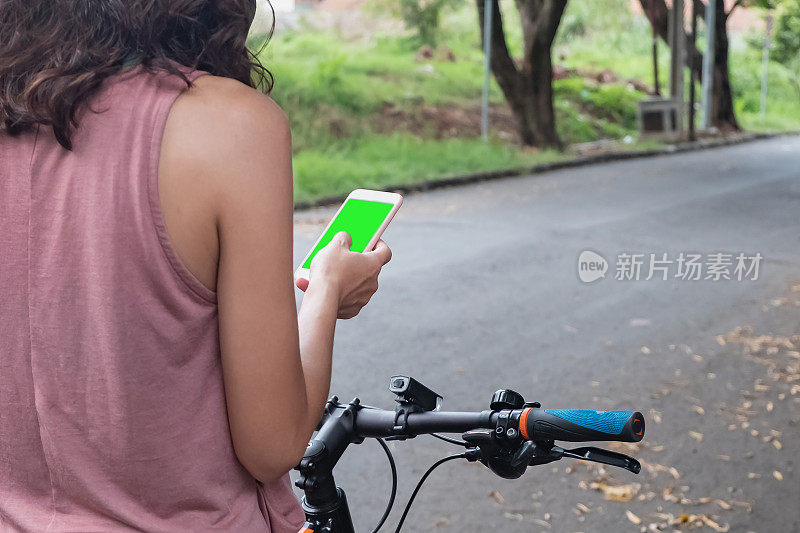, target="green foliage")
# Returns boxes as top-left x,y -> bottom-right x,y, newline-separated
553,77 -> 644,142
732,43 -> 800,130
771,0 -> 800,64
398,0 -> 459,46
555,0 -> 641,52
